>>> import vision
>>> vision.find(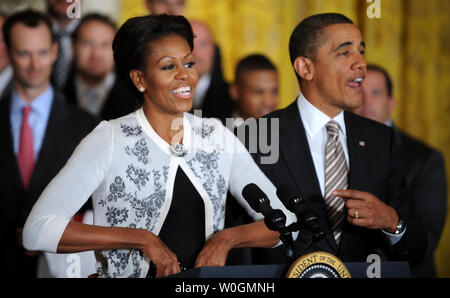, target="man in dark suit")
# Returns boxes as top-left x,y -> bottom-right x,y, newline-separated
190,20 -> 235,123
354,64 -> 447,277
0,10 -> 98,277
247,13 -> 427,268
63,13 -> 137,120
